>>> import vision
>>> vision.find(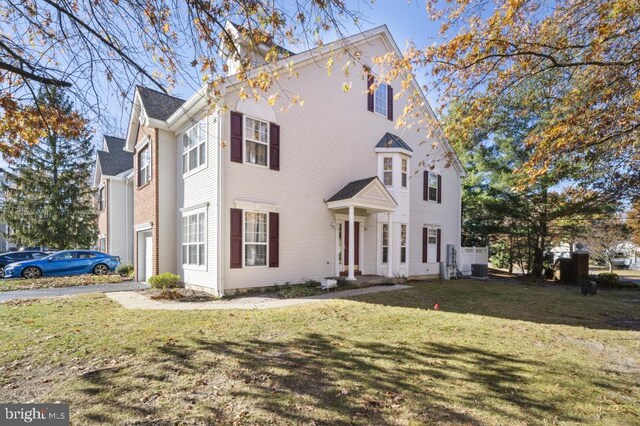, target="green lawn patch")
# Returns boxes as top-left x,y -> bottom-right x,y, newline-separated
0,274 -> 124,292
0,279 -> 638,424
